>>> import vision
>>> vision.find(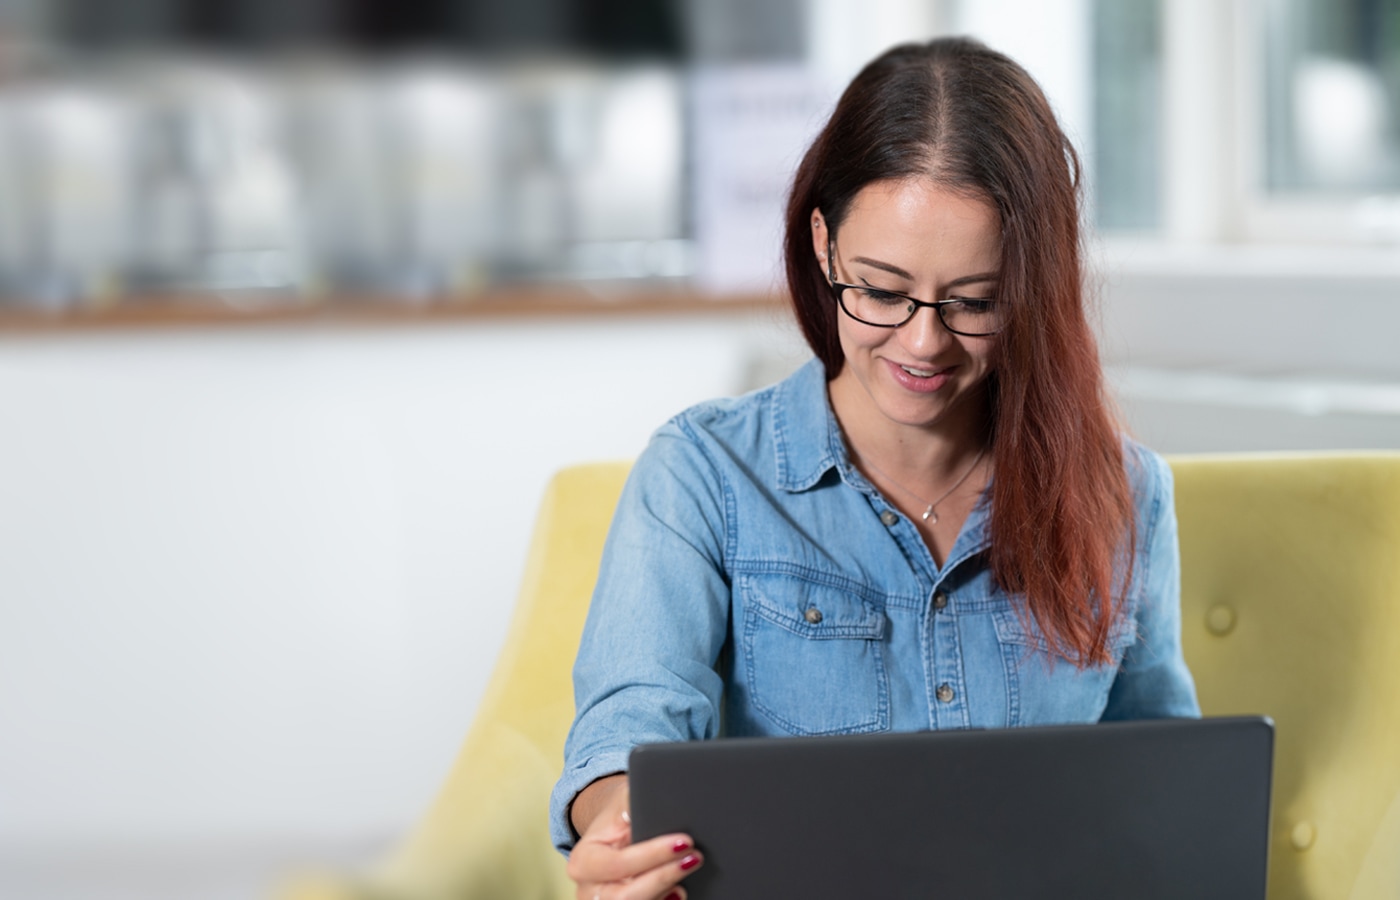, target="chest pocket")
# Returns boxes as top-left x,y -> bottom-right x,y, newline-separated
739,573 -> 890,736
991,605 -> 1138,726
992,606 -> 1137,661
